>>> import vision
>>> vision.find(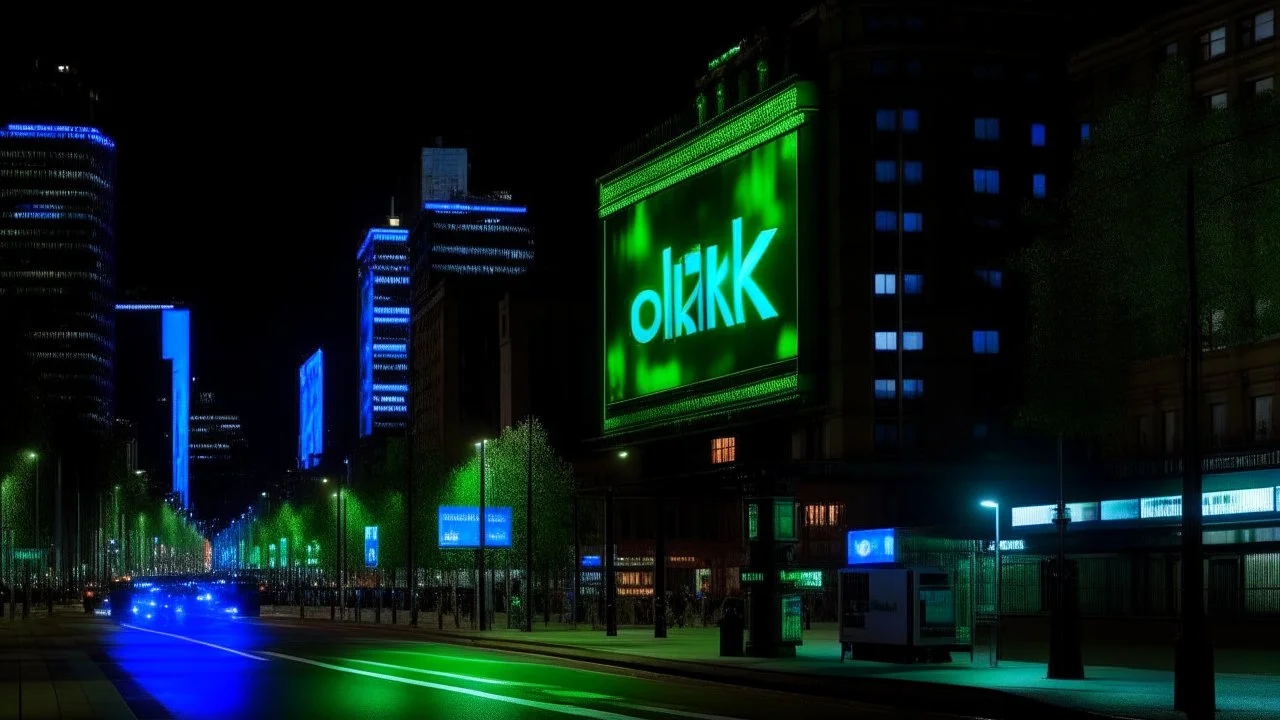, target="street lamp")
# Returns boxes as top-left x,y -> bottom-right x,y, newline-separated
475,439 -> 489,631
980,500 -> 1001,666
